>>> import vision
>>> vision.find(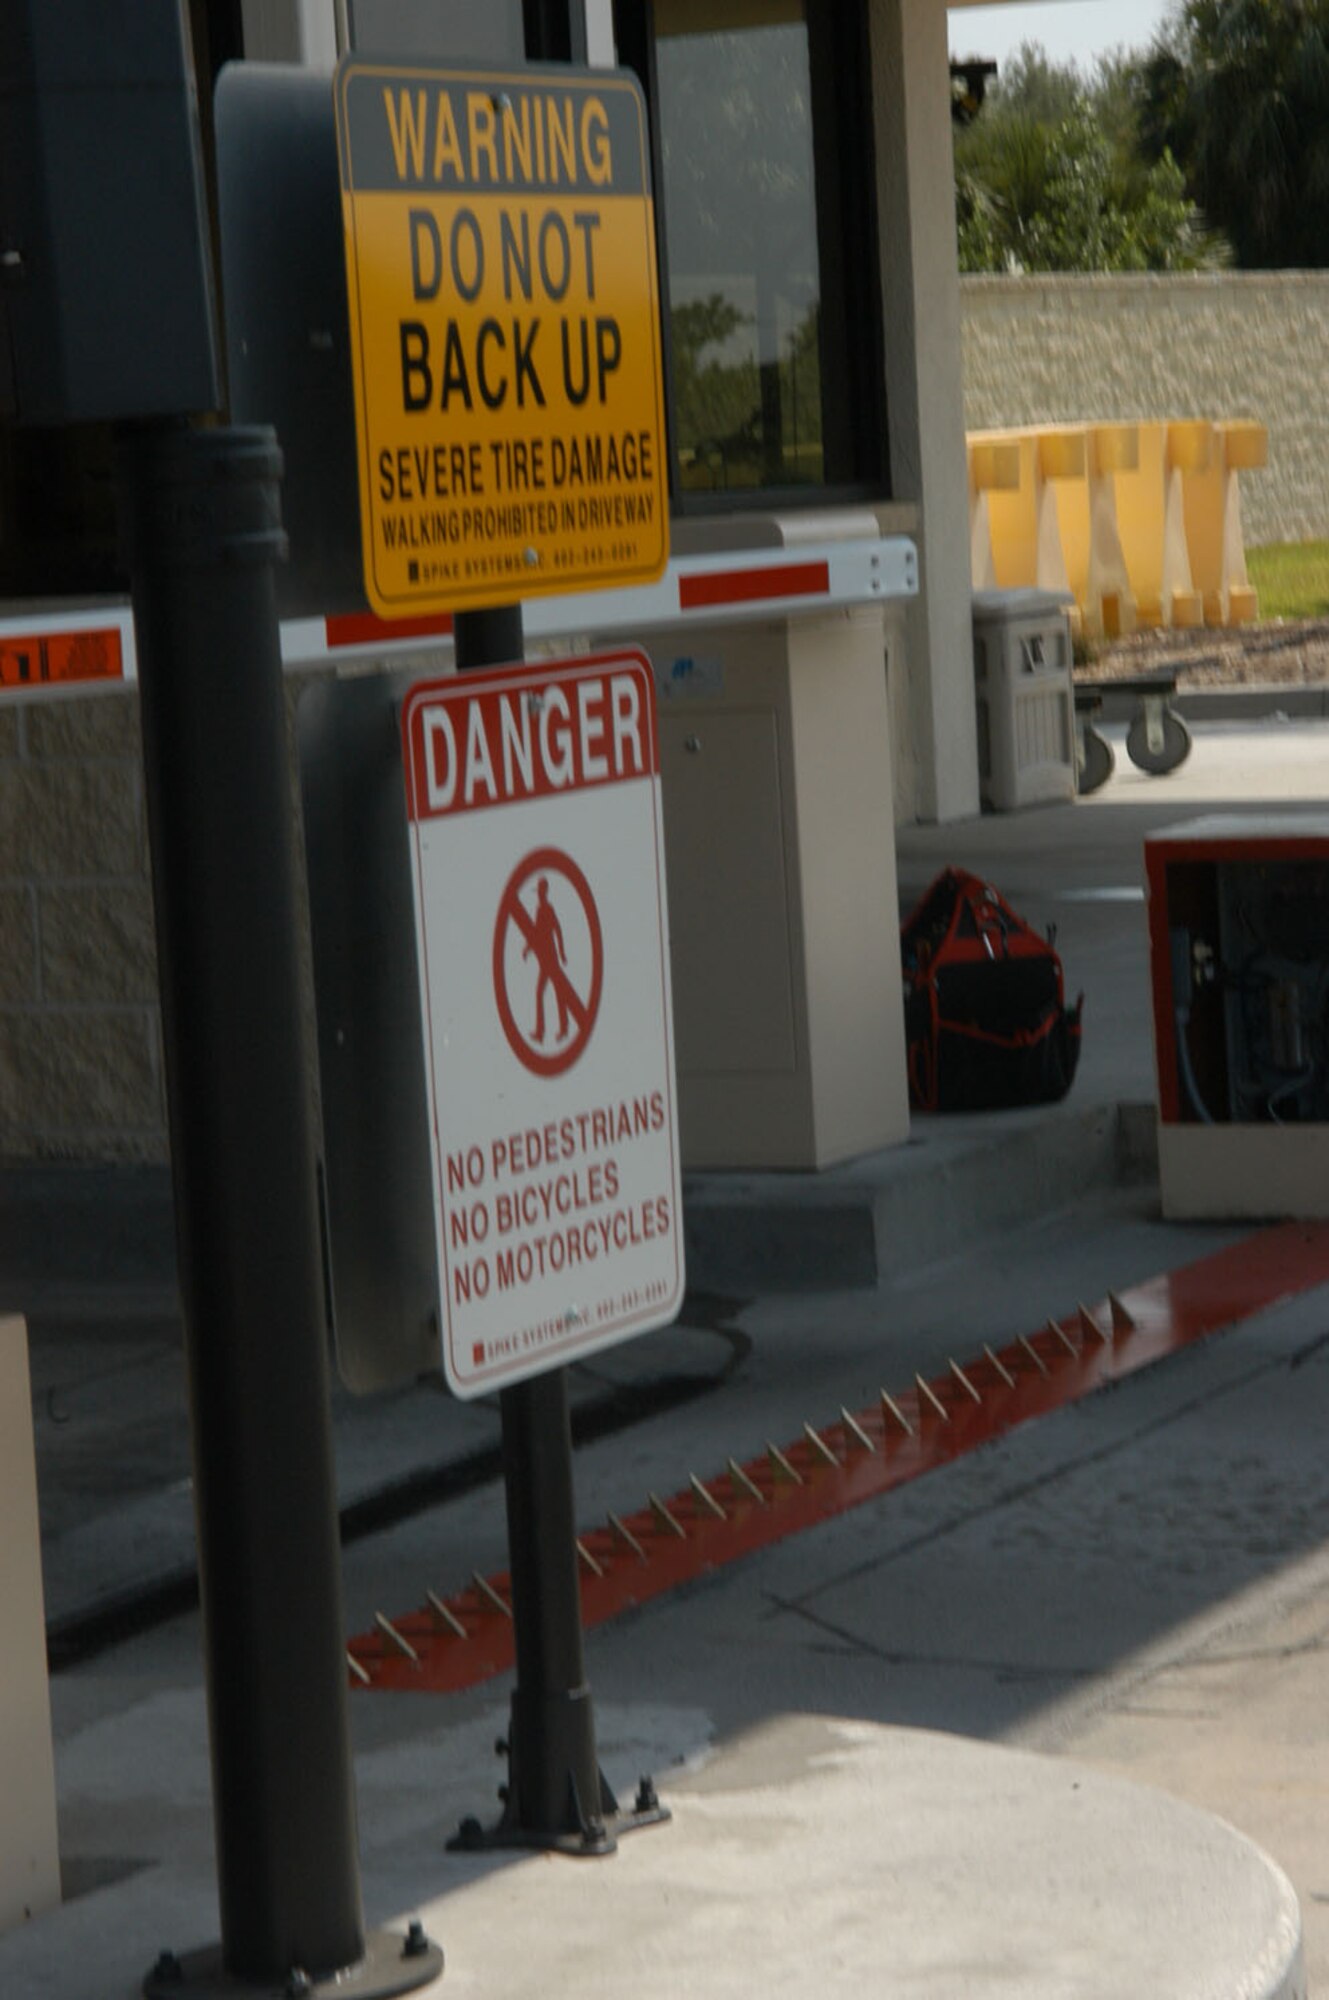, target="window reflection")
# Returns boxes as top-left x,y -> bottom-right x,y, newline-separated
655,1 -> 824,493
